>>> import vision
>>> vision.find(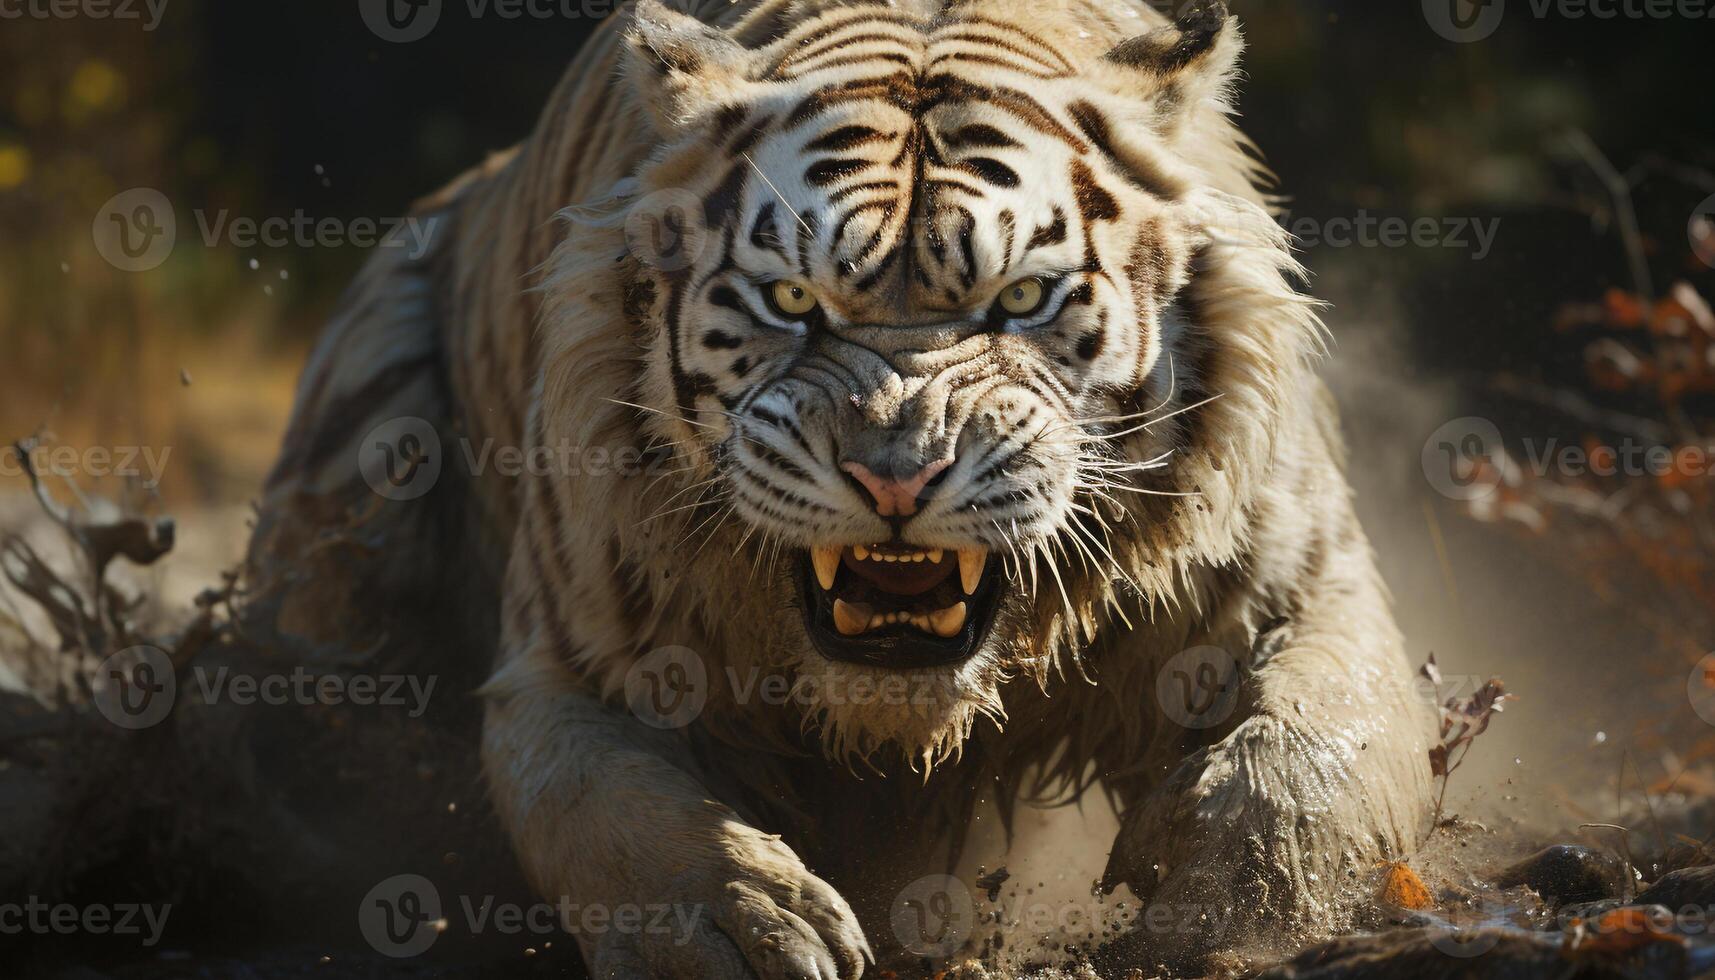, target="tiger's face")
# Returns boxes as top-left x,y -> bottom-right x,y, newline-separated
614,0 -> 1258,758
